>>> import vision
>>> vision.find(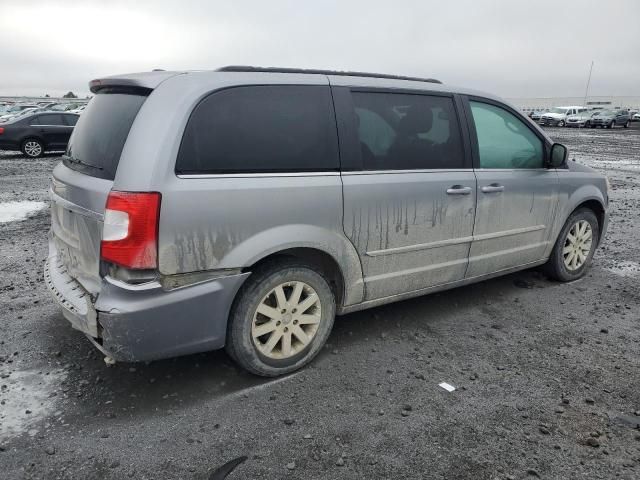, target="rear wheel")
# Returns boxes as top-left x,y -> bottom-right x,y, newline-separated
226,260 -> 336,376
558,120 -> 565,127
545,208 -> 599,282
584,121 -> 590,128
624,120 -> 630,128
21,138 -> 44,158
609,121 -> 615,129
